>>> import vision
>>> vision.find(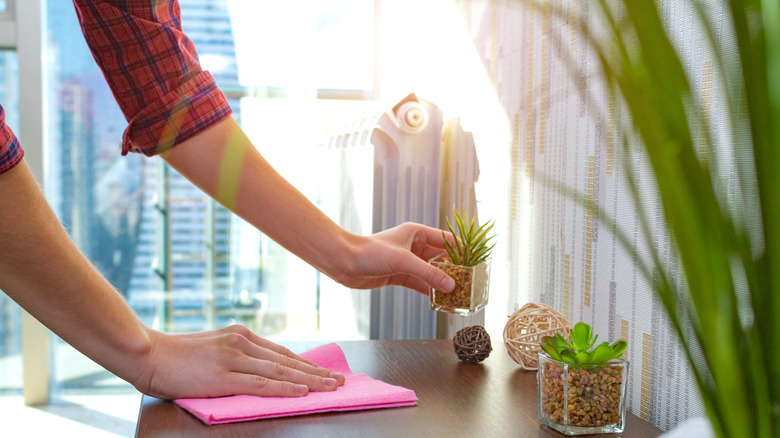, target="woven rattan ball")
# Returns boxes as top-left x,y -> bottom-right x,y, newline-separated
453,325 -> 492,364
503,302 -> 572,370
